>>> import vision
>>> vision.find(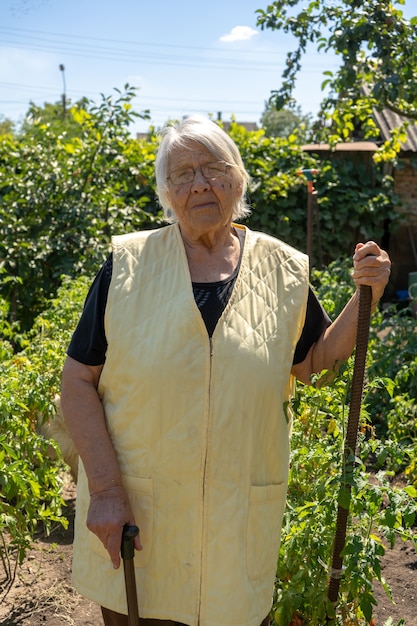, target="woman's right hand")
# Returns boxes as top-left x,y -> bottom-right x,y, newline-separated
86,485 -> 143,569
